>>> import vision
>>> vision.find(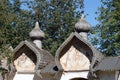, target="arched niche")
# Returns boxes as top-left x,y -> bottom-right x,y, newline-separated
13,45 -> 37,73
70,77 -> 88,80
